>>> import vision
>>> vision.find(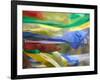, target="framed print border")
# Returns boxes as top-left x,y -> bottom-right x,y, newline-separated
11,0 -> 98,79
